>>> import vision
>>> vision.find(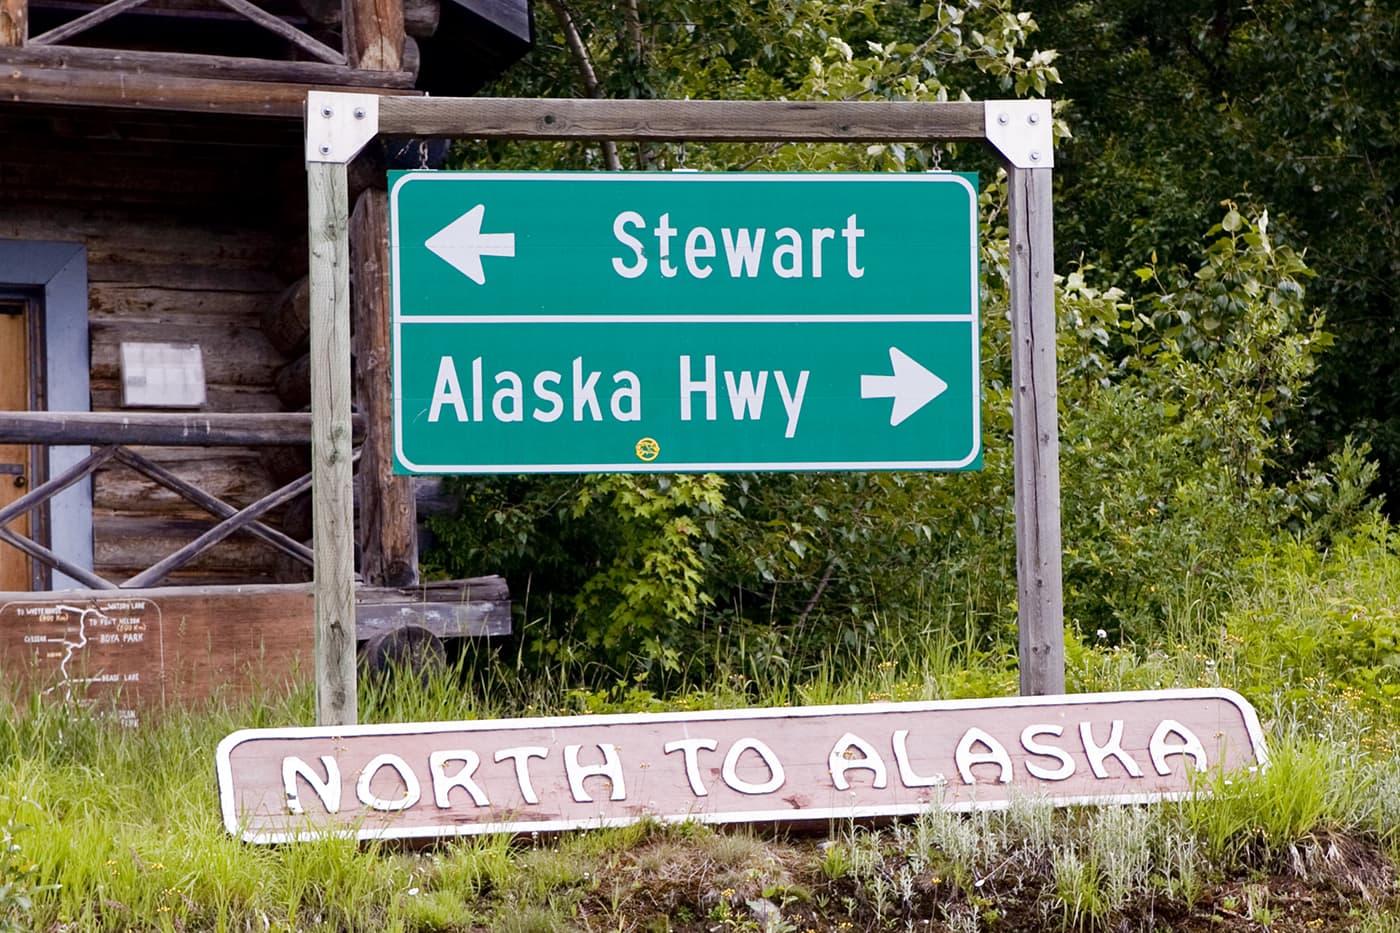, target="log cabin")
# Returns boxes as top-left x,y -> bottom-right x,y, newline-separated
0,0 -> 524,718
